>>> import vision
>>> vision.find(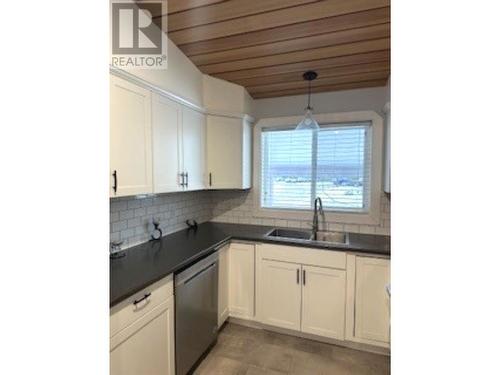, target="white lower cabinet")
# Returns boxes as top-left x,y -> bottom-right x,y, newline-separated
228,242 -> 255,319
301,265 -> 346,340
256,248 -> 346,340
259,259 -> 302,331
110,275 -> 175,375
346,254 -> 390,347
218,244 -> 230,327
